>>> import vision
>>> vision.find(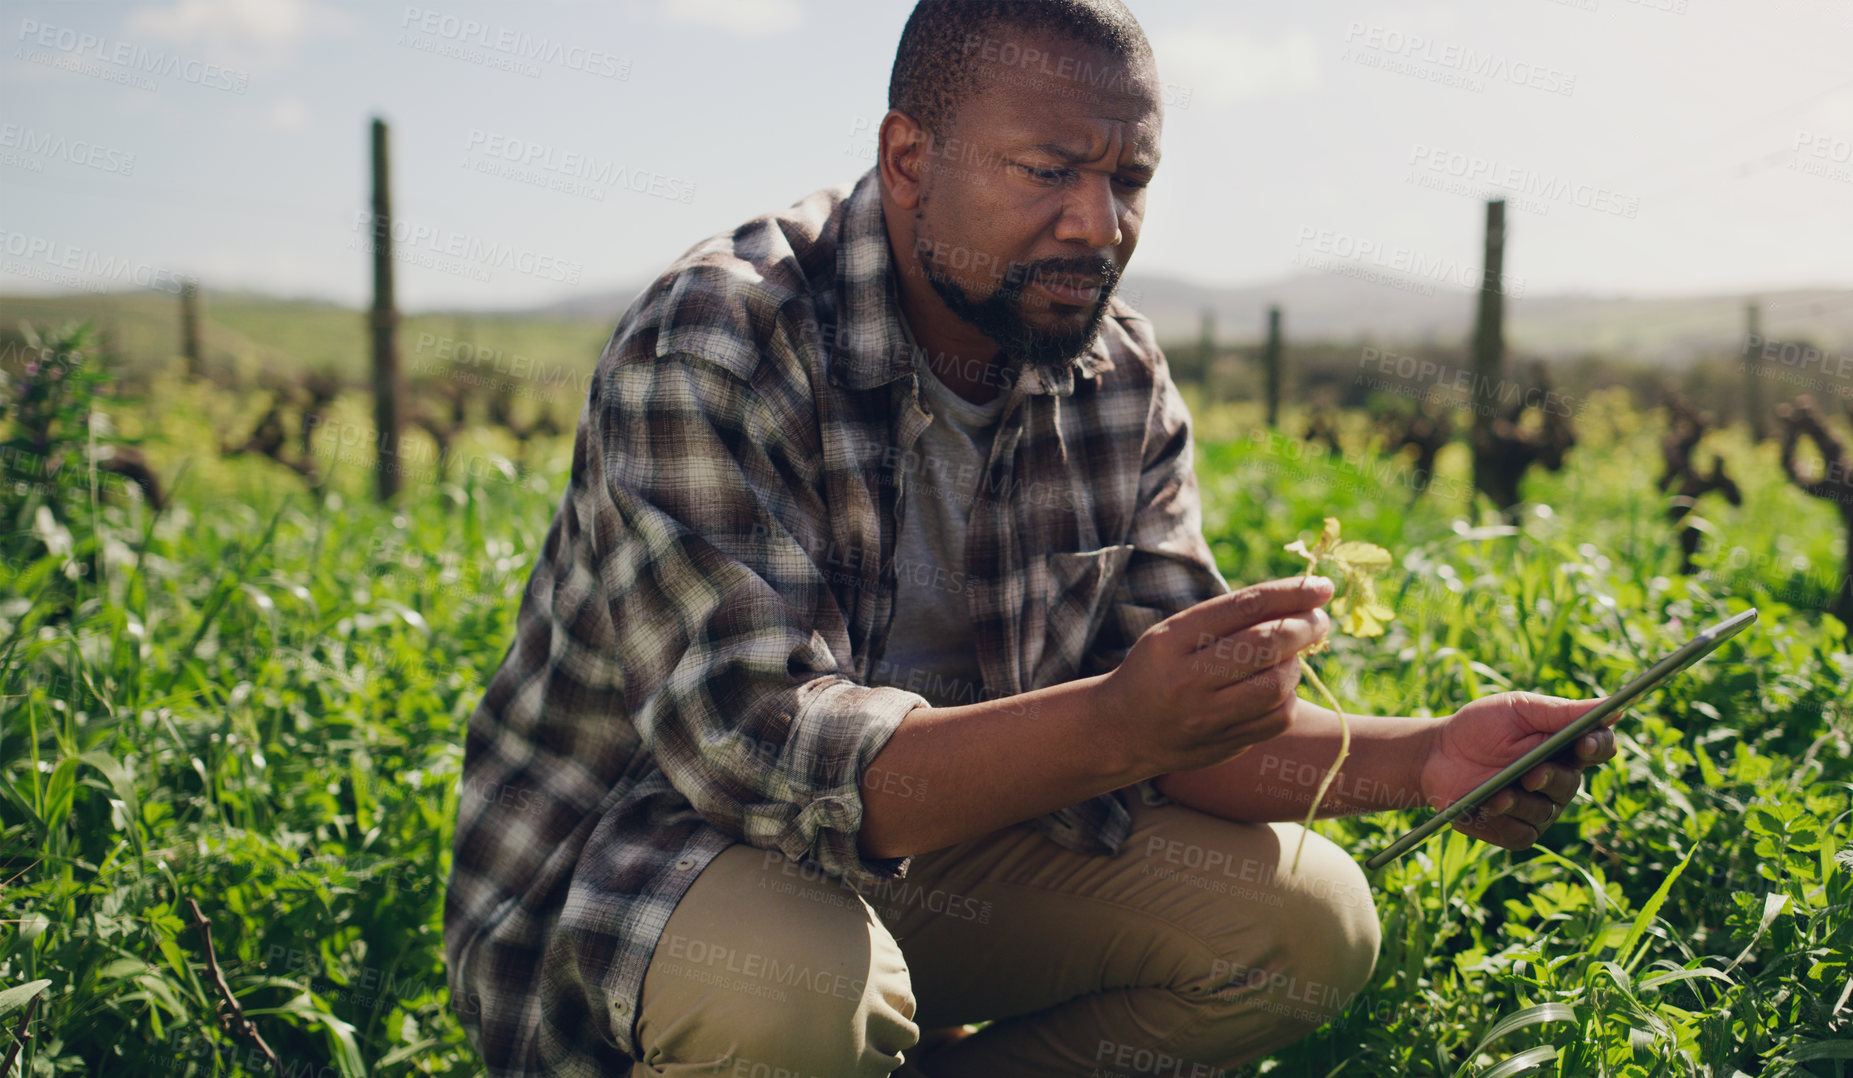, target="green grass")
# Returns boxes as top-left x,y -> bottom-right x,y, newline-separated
3,345 -> 1851,1075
